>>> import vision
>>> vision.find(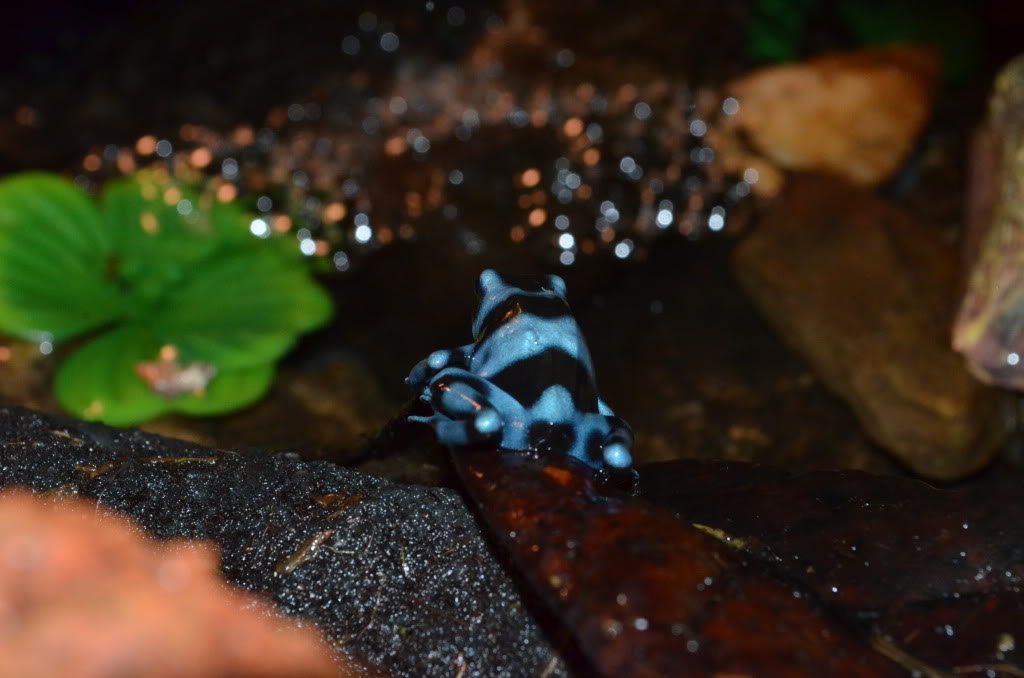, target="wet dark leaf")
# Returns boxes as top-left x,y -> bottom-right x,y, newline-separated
457,449 -> 904,678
